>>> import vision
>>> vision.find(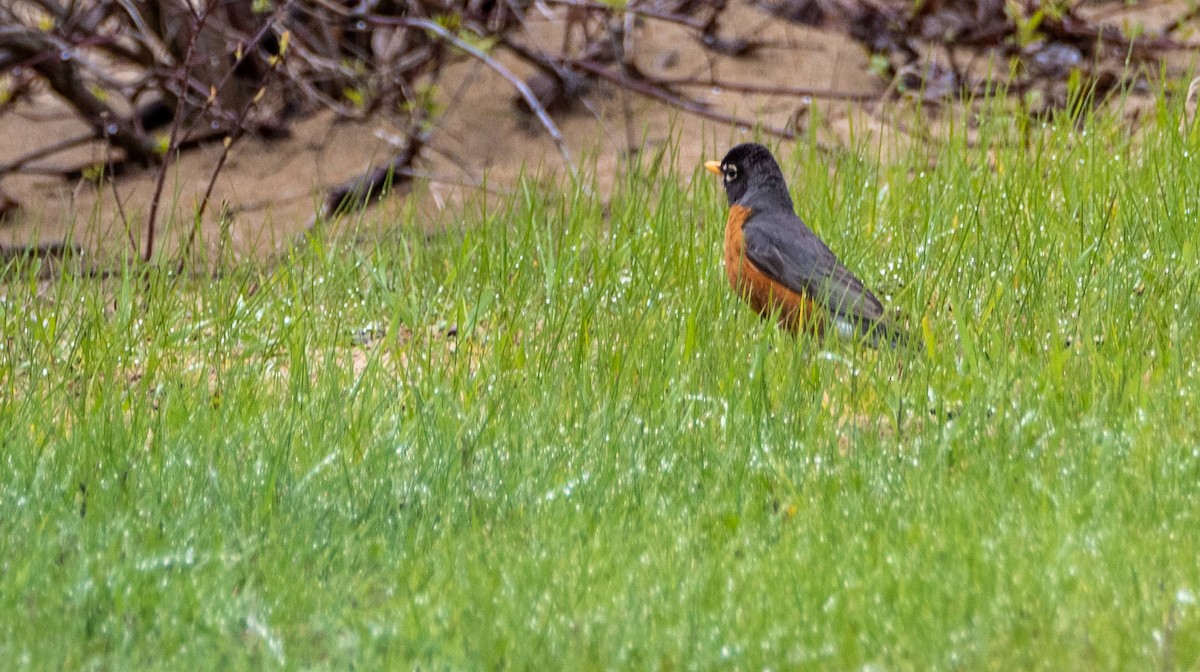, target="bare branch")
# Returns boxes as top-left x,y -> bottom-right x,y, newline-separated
394,17 -> 577,174
144,0 -> 219,263
572,59 -> 797,138
538,0 -> 709,30
0,25 -> 159,162
648,76 -> 883,102
0,131 -> 95,174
